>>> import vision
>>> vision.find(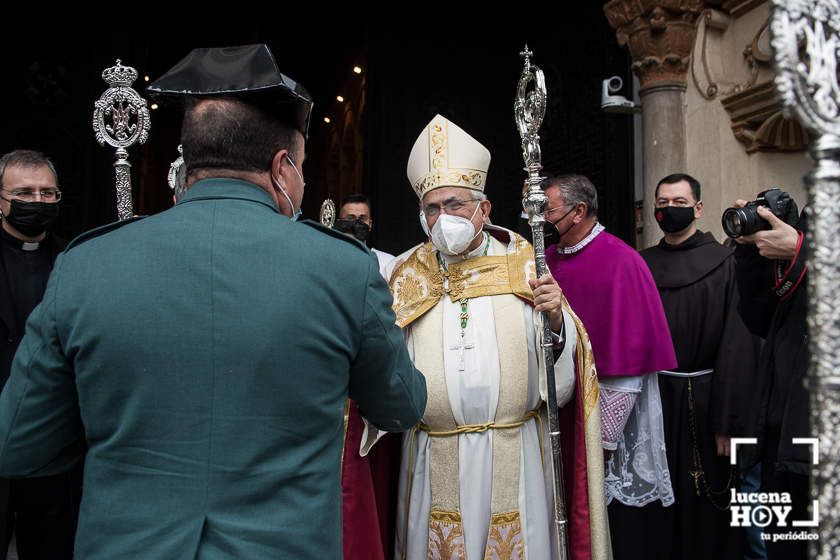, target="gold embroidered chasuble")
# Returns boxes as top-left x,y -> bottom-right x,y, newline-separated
389,231 -> 604,560
390,233 -> 536,329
